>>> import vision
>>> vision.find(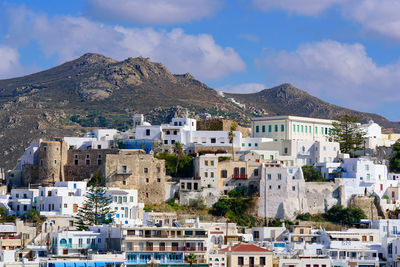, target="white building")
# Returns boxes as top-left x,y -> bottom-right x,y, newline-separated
8,188 -> 39,217
258,139 -> 340,167
64,129 -> 118,149
251,115 -> 336,142
50,230 -> 103,256
37,182 -> 87,216
135,116 -> 267,153
258,163 -> 305,219
361,120 -> 395,149
106,188 -> 144,226
339,157 -> 391,202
